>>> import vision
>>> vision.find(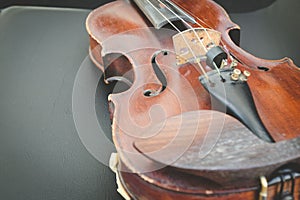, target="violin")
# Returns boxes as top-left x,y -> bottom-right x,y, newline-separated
86,0 -> 300,199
